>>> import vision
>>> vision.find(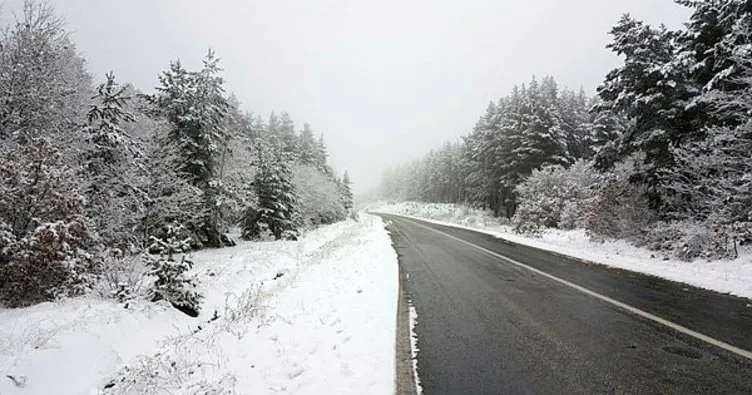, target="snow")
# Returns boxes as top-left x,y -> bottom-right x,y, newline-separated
408,302 -> 422,395
0,215 -> 398,395
375,202 -> 752,300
